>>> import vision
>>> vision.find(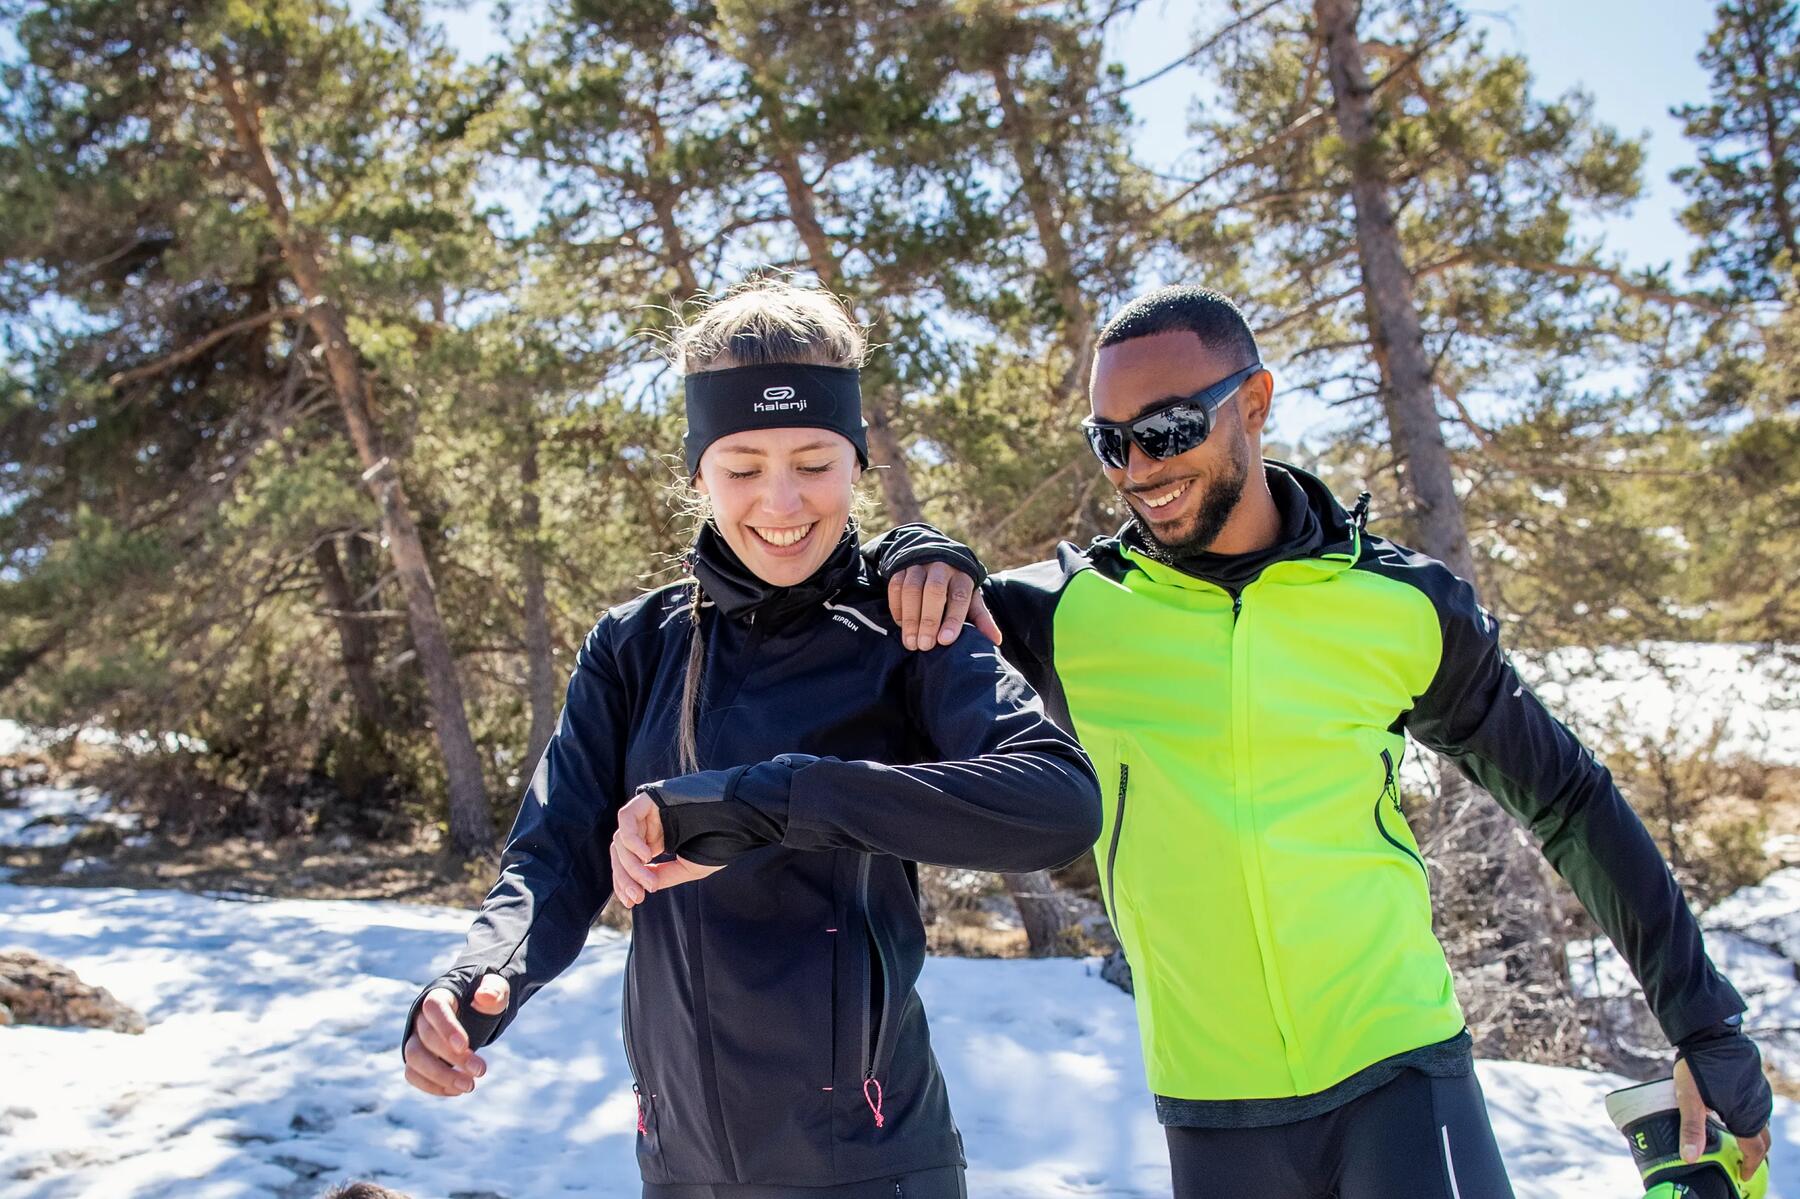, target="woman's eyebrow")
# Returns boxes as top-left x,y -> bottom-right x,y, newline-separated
715,440 -> 834,456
